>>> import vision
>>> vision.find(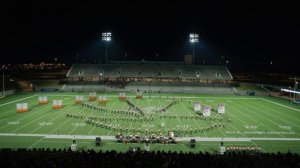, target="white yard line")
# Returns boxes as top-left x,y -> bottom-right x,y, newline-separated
28,137 -> 44,149
29,104 -> 77,134
0,101 -> 54,131
66,105 -> 91,135
220,108 -> 249,138
217,102 -> 248,138
9,107 -> 57,133
236,101 -> 295,137
225,122 -> 247,138
261,98 -> 300,112
0,95 -> 37,107
103,100 -> 121,136
87,126 -> 96,135
0,95 -> 67,122
157,95 -> 169,134
257,101 -> 300,123
179,101 -> 211,137
69,98 -> 119,136
48,117 -> 75,135
247,101 -> 300,130
7,96 -> 67,133
250,141 -> 267,152
60,101 -> 92,134
128,98 -> 141,133
67,122 -> 81,135
66,101 -> 98,135
105,103 -> 126,136
230,101 -> 285,137
0,96 -> 40,119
